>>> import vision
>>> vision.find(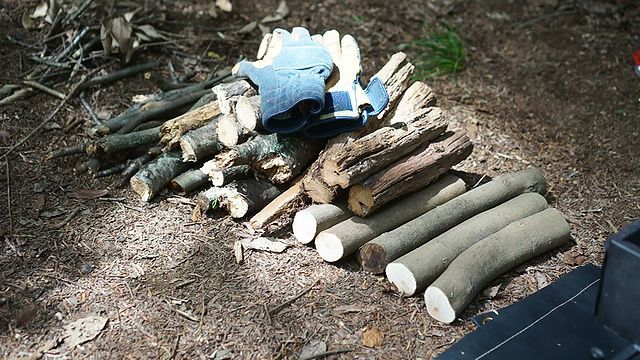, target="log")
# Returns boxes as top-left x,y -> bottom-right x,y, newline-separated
188,92 -> 216,112
179,116 -> 224,162
348,130 -> 473,217
235,95 -> 263,131
218,179 -> 282,218
322,106 -> 446,188
220,133 -> 322,184
315,174 -> 465,262
114,150 -> 157,187
386,193 -> 549,296
159,98 -> 220,149
293,202 -> 352,244
356,167 -> 548,273
130,150 -> 191,201
249,179 -> 307,229
86,126 -> 160,157
216,114 -> 256,148
424,208 -> 570,324
169,169 -> 209,194
193,186 -> 222,220
209,165 -> 252,187
46,142 -> 88,159
213,80 -> 255,114
301,52 -> 414,203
